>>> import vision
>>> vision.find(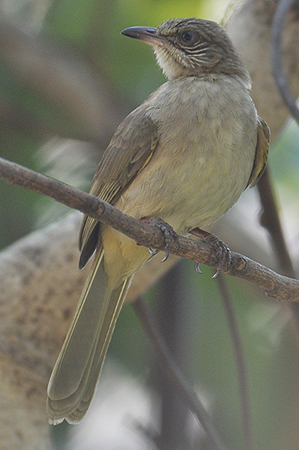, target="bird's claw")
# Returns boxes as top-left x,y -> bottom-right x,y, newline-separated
190,228 -> 231,277
212,268 -> 221,279
194,262 -> 203,274
141,217 -> 177,262
161,248 -> 170,263
147,247 -> 158,257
